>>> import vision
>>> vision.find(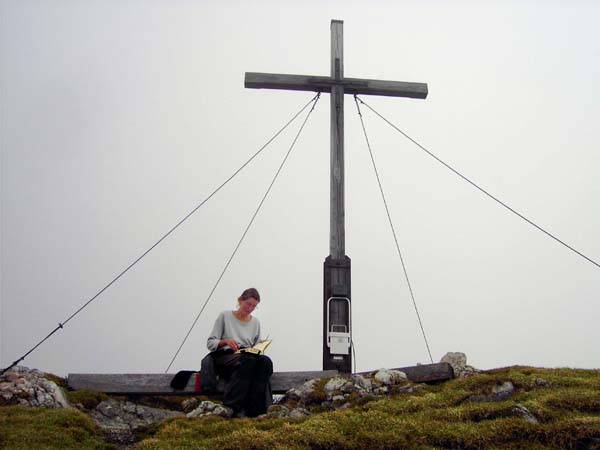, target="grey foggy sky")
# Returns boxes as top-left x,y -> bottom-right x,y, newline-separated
1,1 -> 599,376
